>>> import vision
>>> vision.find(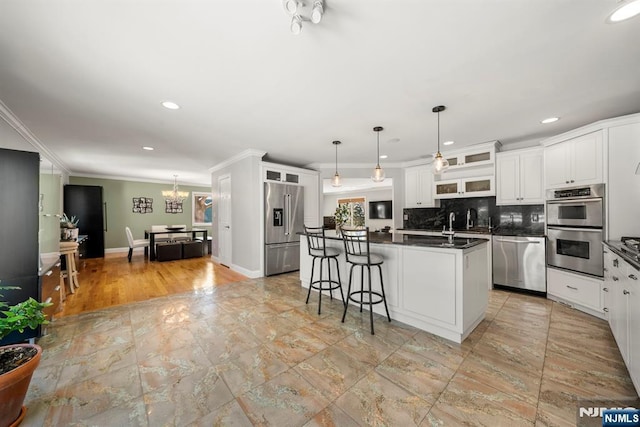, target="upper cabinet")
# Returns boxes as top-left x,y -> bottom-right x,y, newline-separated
544,130 -> 603,189
434,176 -> 494,199
404,165 -> 437,208
496,148 -> 543,205
443,145 -> 496,170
